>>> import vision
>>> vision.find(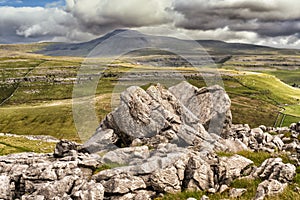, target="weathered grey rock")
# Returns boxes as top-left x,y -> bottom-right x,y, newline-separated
252,158 -> 296,183
218,138 -> 248,152
183,156 -> 215,191
219,184 -> 229,193
102,173 -> 146,194
21,195 -> 45,200
54,140 -> 81,158
109,189 -> 155,200
34,175 -> 77,198
0,147 -> 104,200
71,180 -> 104,200
82,129 -> 119,153
0,175 -> 11,199
200,195 -> 210,200
169,81 -> 232,137
102,146 -> 150,165
229,188 -> 247,198
272,136 -> 284,151
259,125 -> 267,132
110,193 -> 136,200
290,122 -> 300,132
186,198 -> 197,200
219,155 -> 254,184
254,179 -> 287,200
87,83 -> 219,152
134,190 -> 156,200
150,166 -> 181,193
